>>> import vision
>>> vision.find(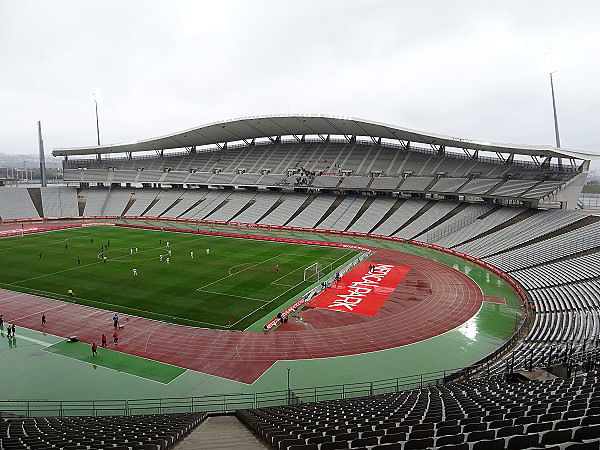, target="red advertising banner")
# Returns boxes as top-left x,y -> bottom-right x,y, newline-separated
308,262 -> 411,316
